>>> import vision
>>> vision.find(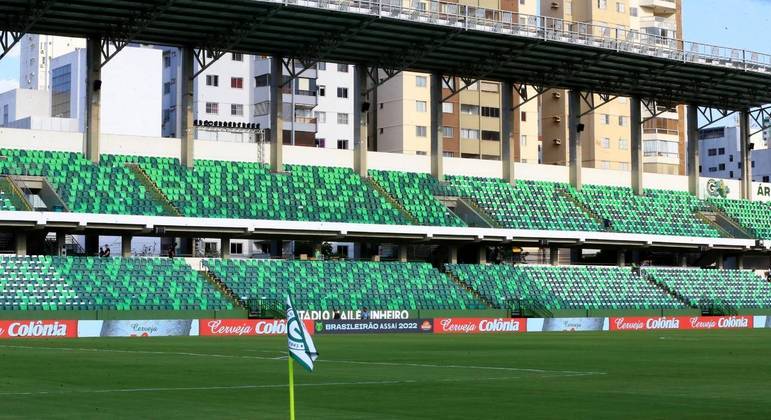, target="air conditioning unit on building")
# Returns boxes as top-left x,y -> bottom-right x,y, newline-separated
550,2 -> 559,9
552,116 -> 561,123
552,91 -> 561,99
552,138 -> 562,145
